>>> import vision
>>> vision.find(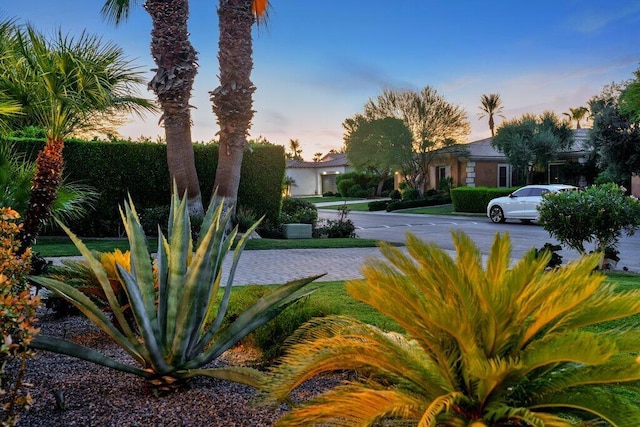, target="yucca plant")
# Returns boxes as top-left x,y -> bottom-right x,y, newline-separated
262,231 -> 640,426
29,190 -> 321,391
